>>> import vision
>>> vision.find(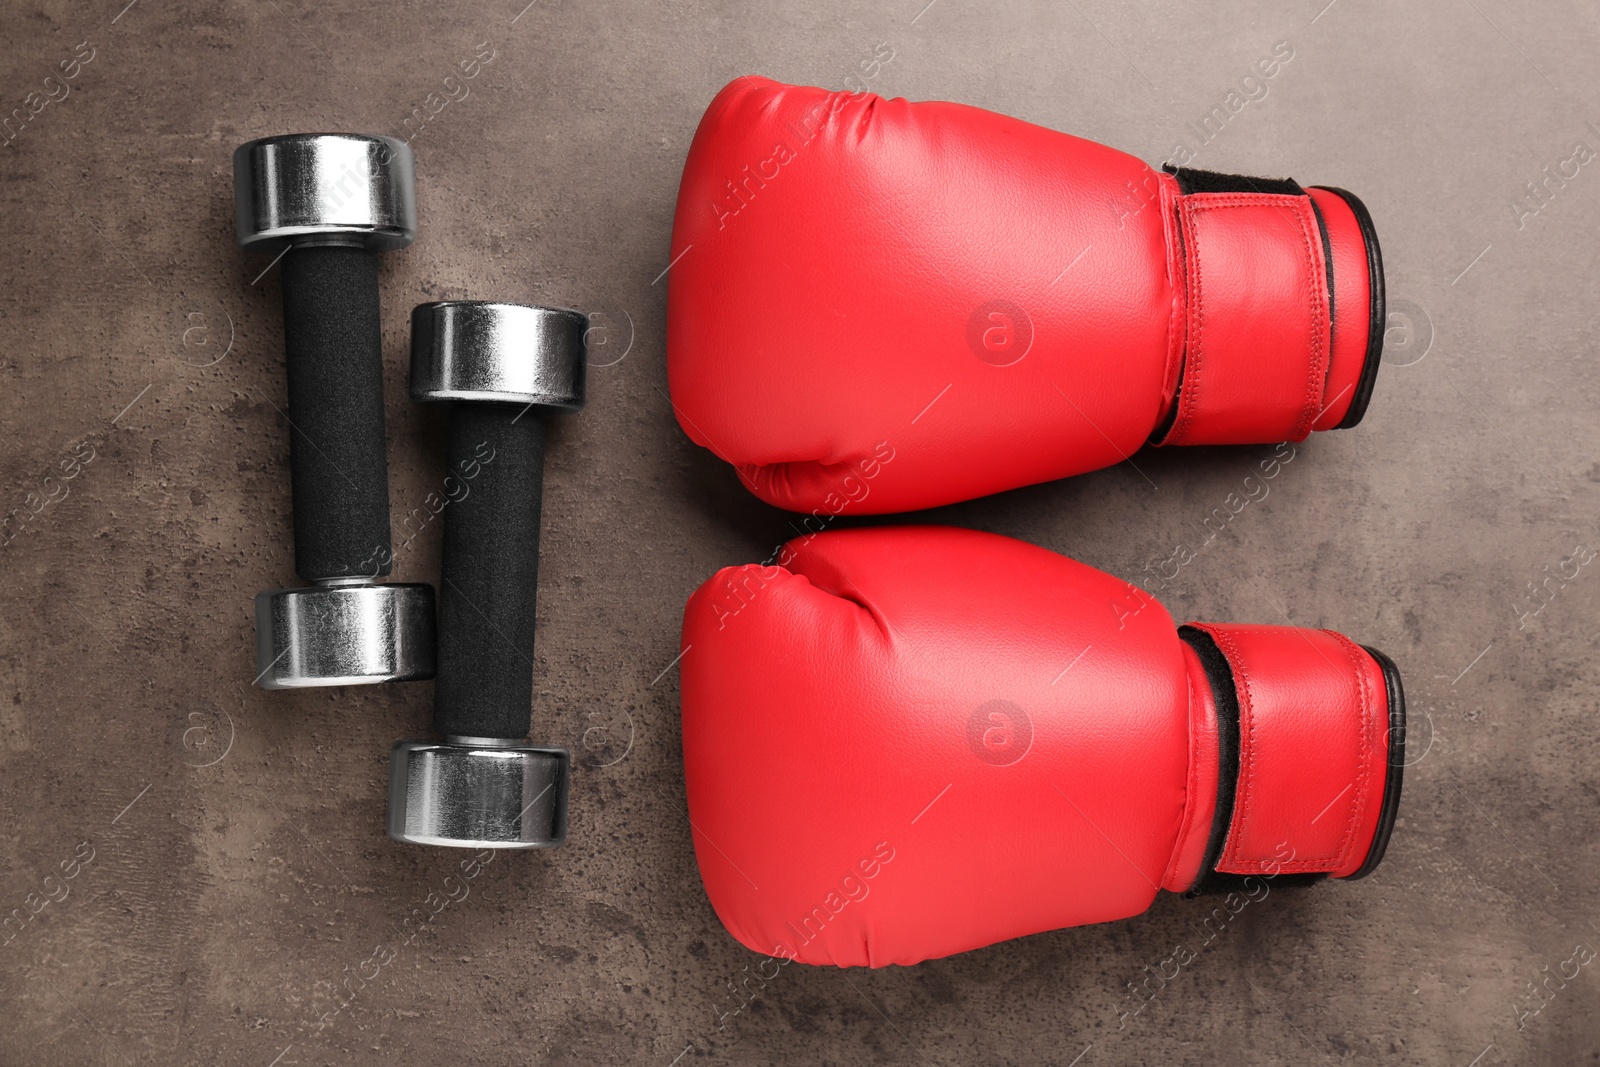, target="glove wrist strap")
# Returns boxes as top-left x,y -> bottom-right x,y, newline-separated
1153,167 -> 1384,447
1177,623 -> 1405,894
